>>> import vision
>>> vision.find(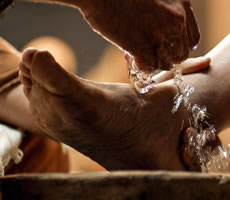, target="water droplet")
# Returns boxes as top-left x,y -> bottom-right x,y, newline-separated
171,65 -> 230,173
127,55 -> 157,94
193,45 -> 198,51
127,54 -> 230,173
